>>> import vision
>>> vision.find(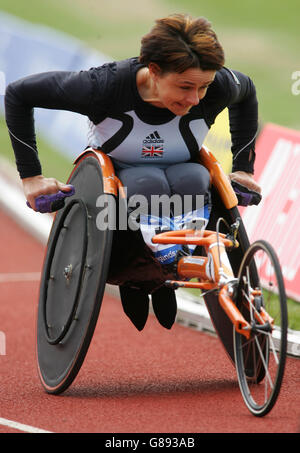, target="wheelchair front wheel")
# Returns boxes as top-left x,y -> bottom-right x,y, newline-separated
234,240 -> 288,416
